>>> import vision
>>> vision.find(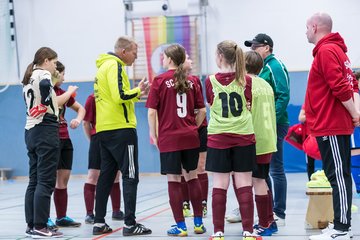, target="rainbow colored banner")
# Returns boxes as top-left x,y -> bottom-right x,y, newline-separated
142,15 -> 191,82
